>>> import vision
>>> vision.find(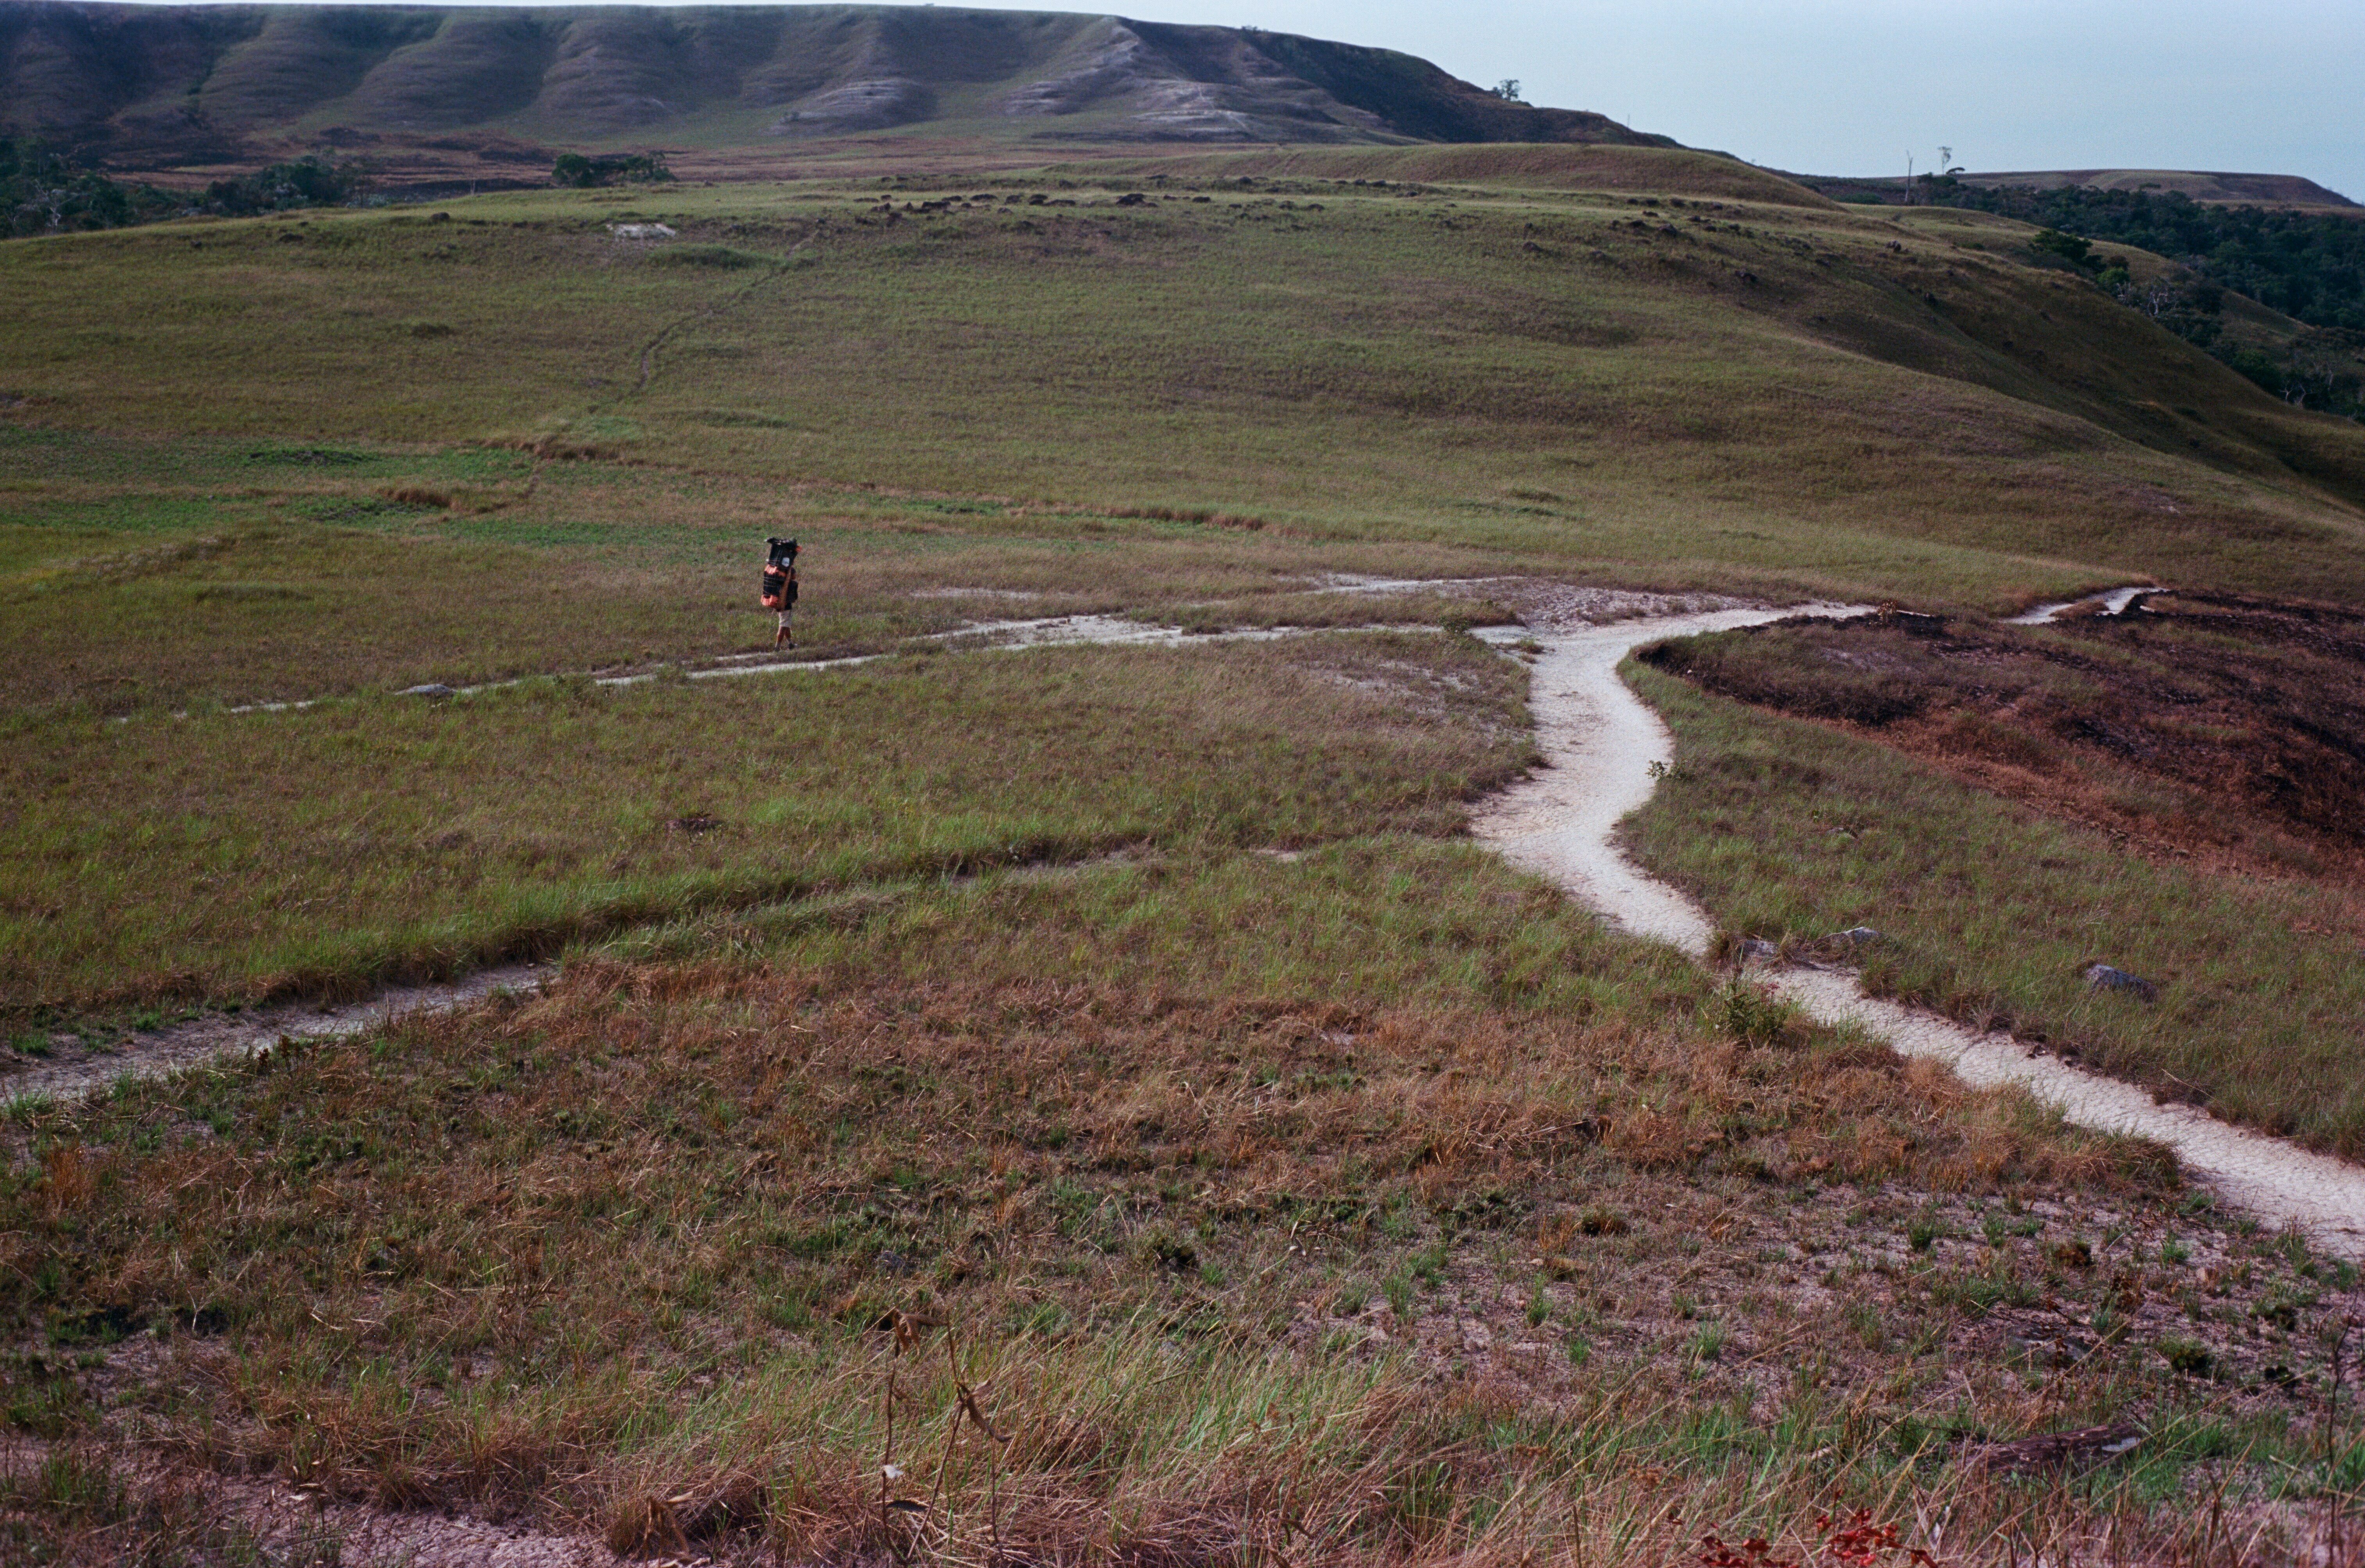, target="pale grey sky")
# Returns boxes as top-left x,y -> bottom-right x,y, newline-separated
110,0 -> 2365,199
1011,0 -> 2365,200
